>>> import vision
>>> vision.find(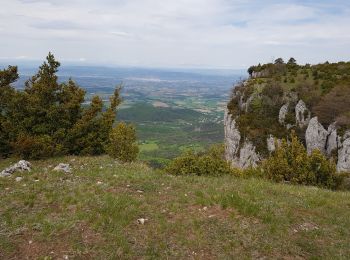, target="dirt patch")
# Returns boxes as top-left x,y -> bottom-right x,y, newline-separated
292,222 -> 319,233
10,233 -> 72,260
